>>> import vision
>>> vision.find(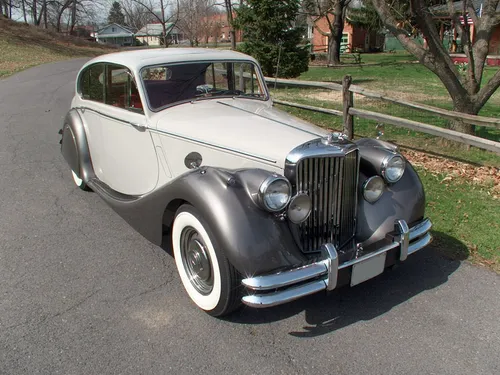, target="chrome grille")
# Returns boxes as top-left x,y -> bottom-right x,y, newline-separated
296,150 -> 359,252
